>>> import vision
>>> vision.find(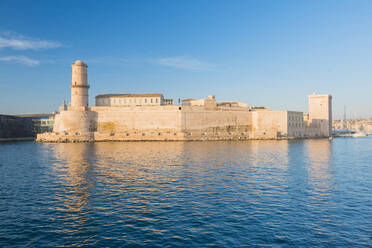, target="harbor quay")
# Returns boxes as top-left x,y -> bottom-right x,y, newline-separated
36,60 -> 332,142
